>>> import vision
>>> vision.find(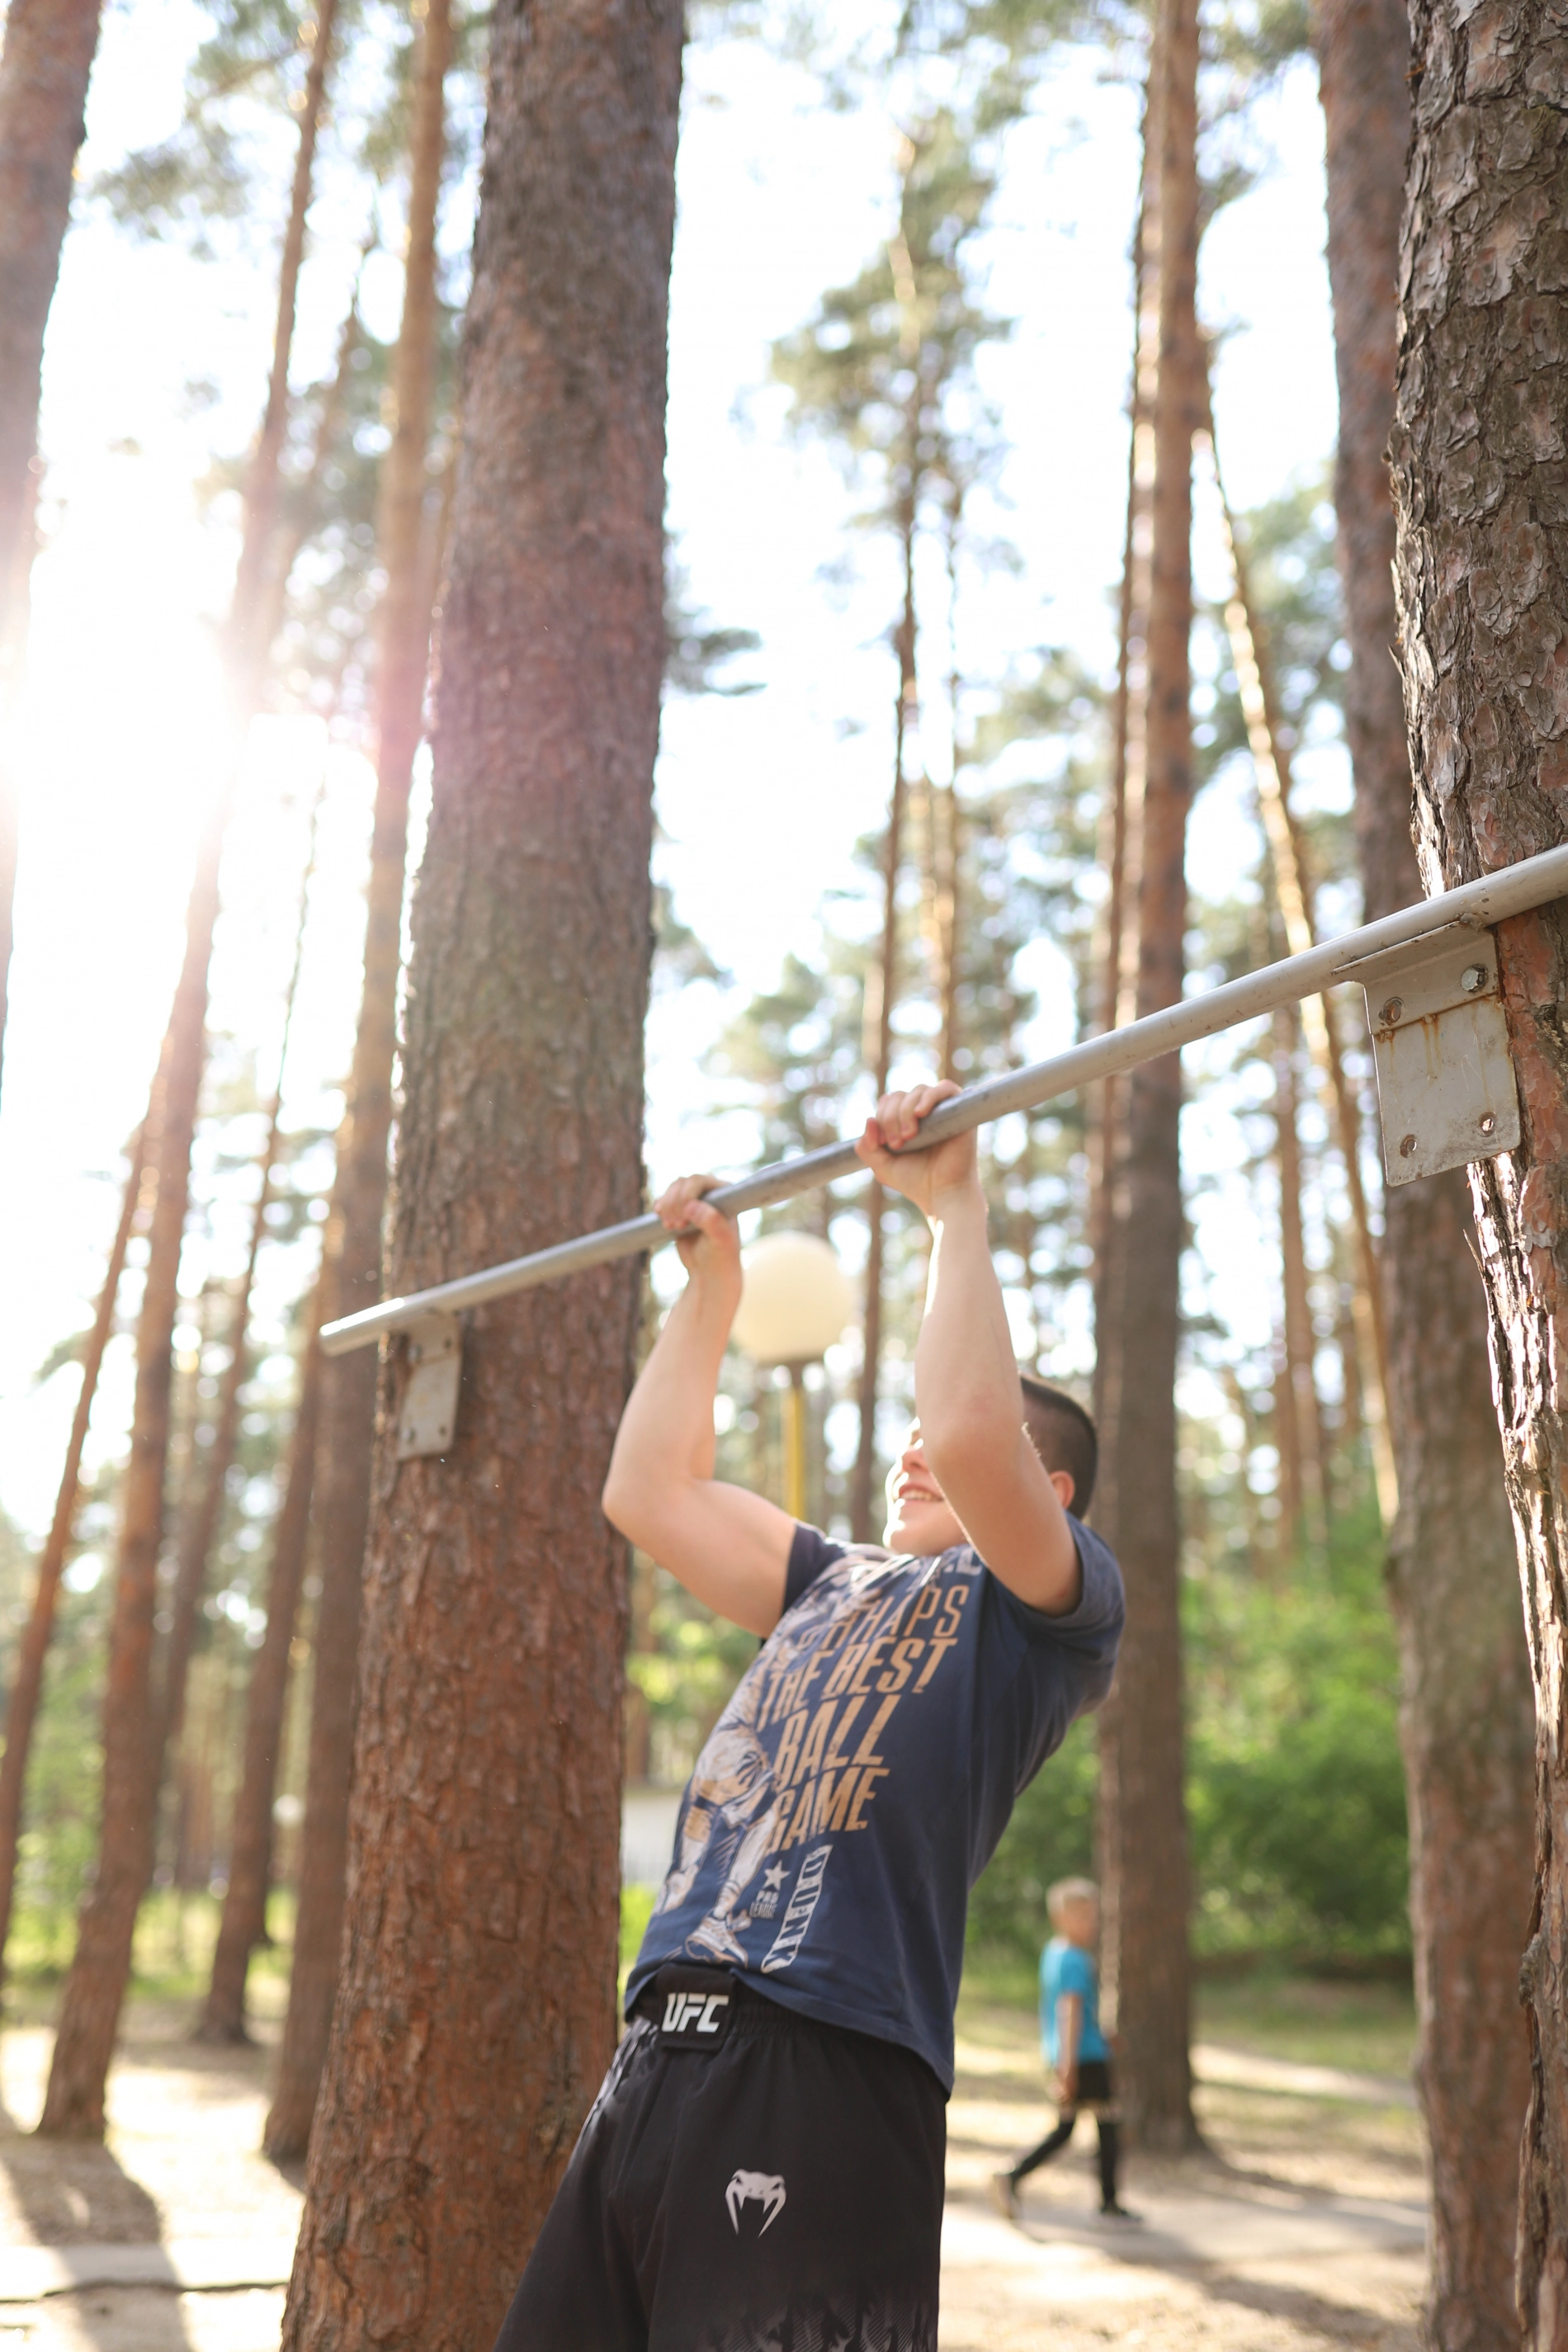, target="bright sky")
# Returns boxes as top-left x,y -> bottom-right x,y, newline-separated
0,2 -> 1345,1539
